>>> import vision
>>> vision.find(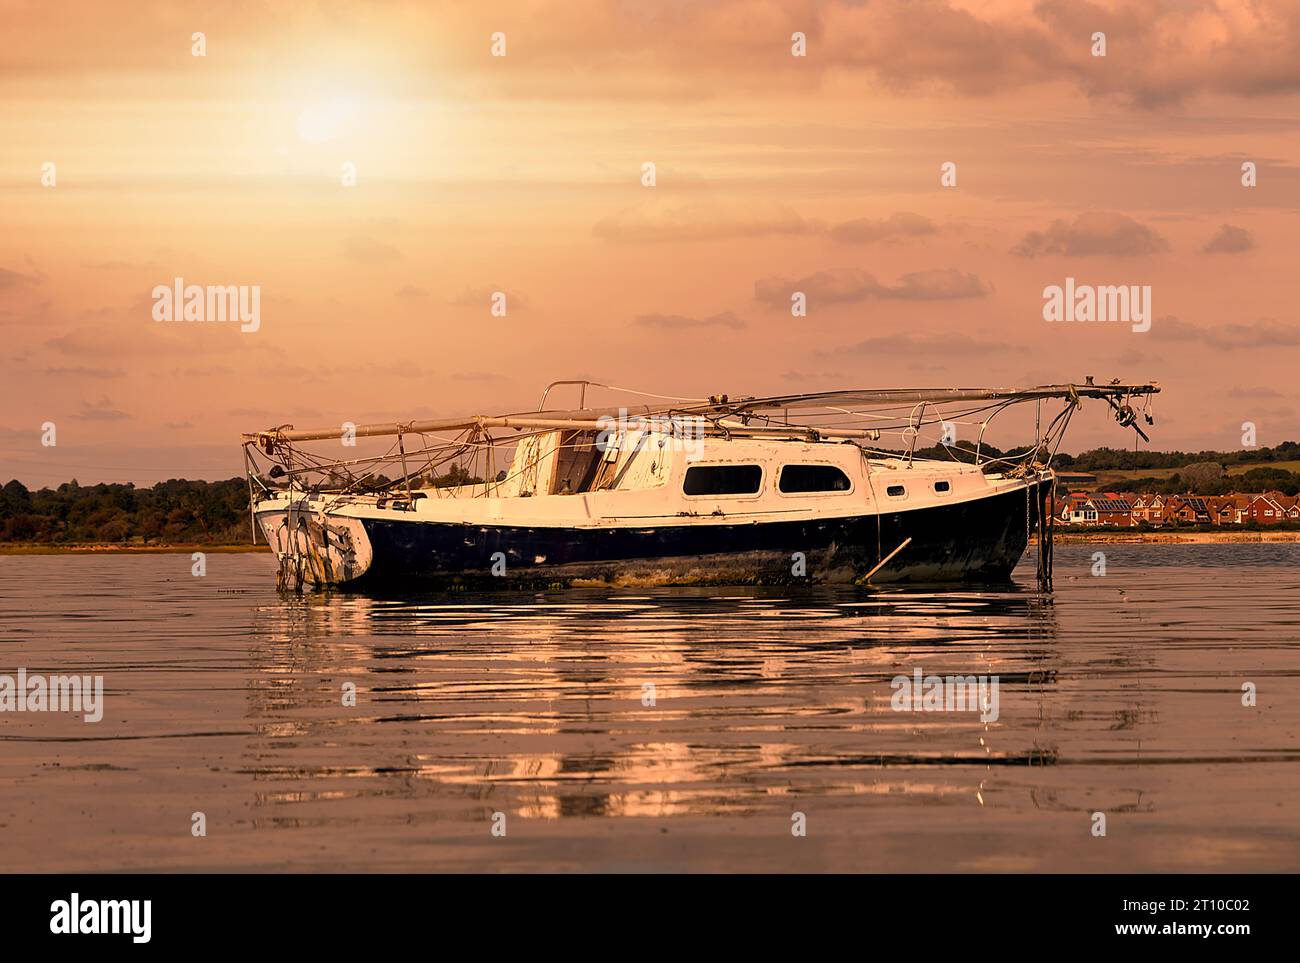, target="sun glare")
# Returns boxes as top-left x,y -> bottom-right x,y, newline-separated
295,96 -> 359,144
